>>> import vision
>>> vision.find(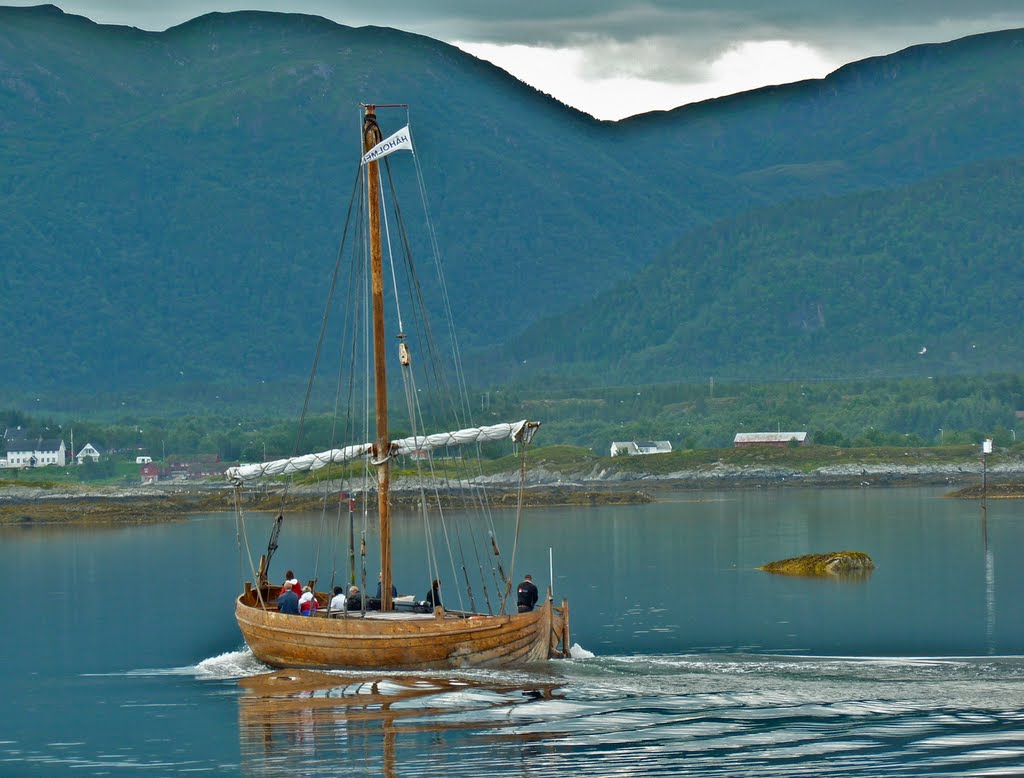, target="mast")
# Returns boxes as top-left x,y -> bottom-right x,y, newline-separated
363,105 -> 393,611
